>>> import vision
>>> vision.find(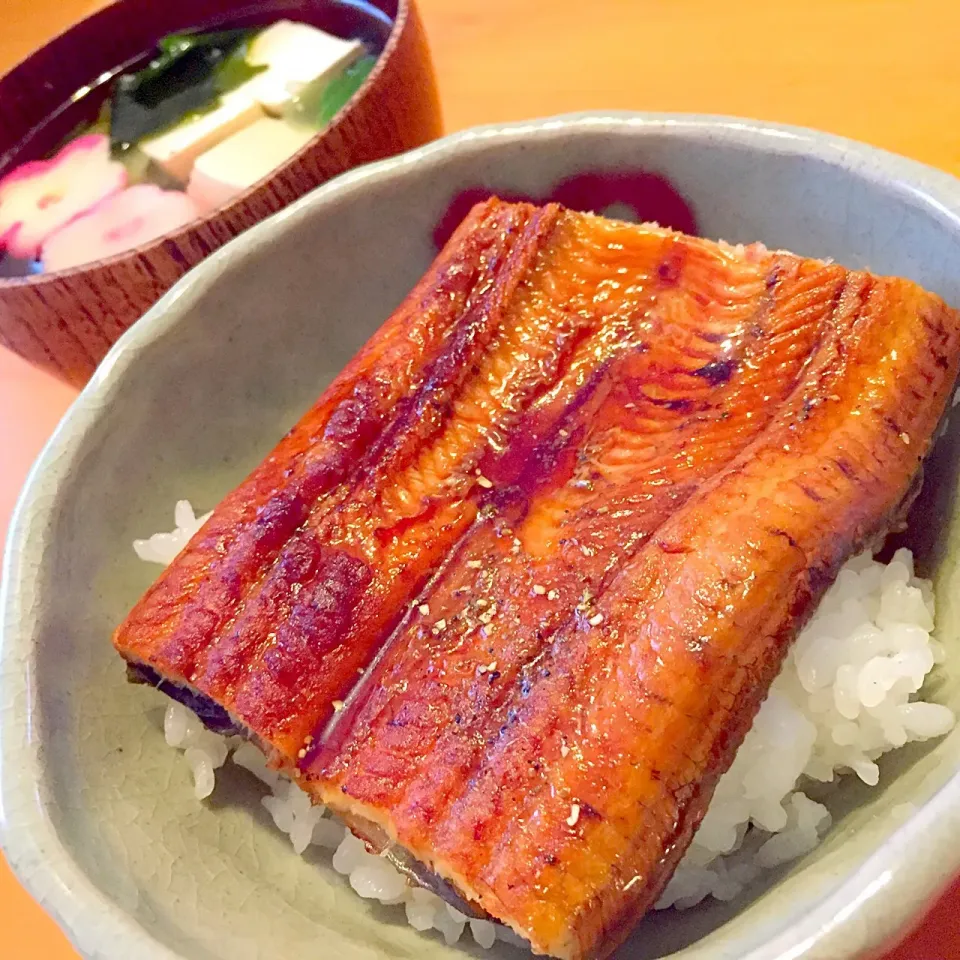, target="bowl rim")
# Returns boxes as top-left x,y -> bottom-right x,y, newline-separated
0,0 -> 408,287
4,110 -> 960,960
